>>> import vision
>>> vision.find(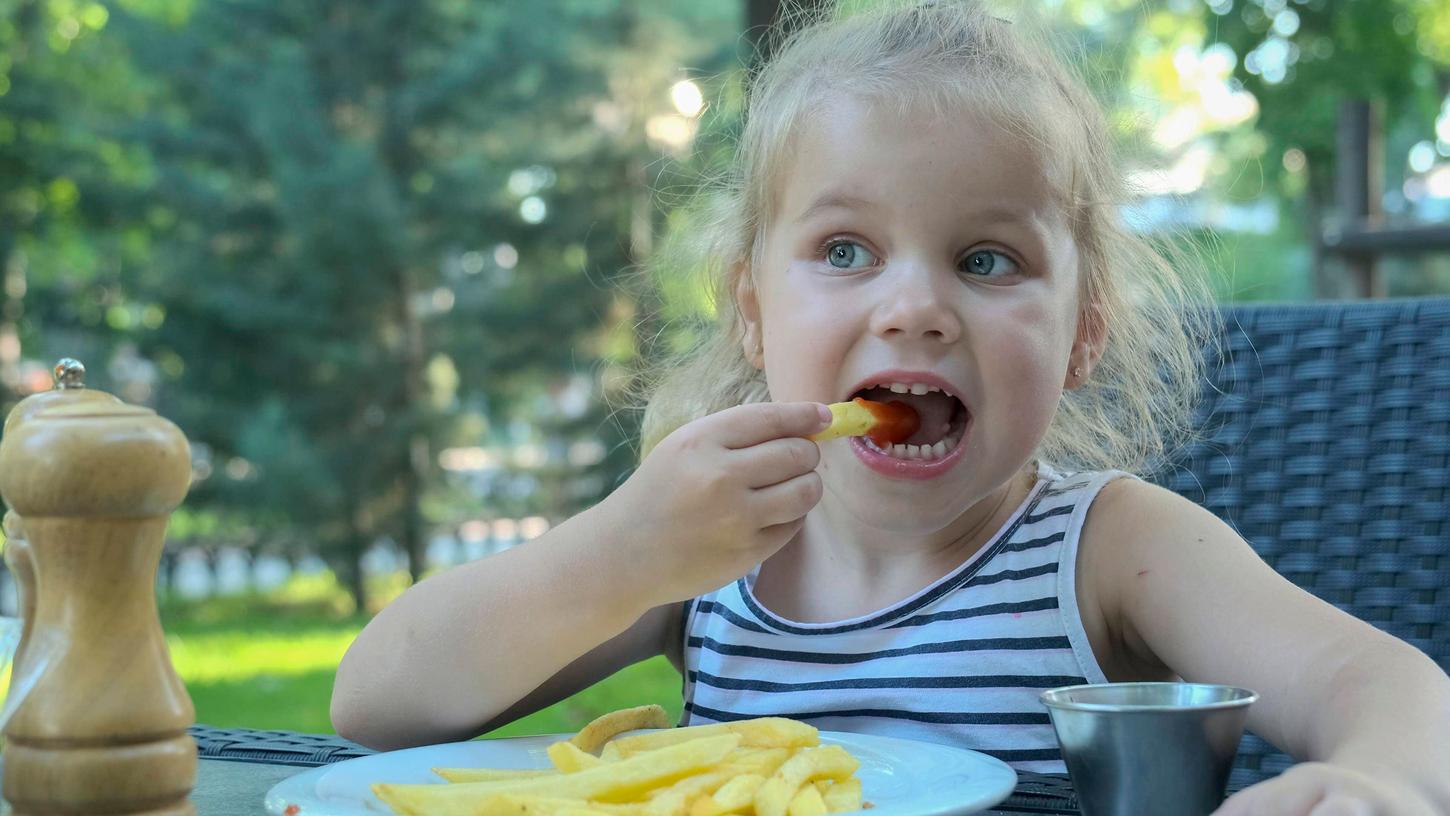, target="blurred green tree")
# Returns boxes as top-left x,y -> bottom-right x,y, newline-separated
101,0 -> 739,609
0,0 -> 156,402
1202,0 -> 1450,292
